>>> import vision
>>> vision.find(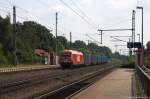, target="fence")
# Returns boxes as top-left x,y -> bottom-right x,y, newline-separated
136,66 -> 150,97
